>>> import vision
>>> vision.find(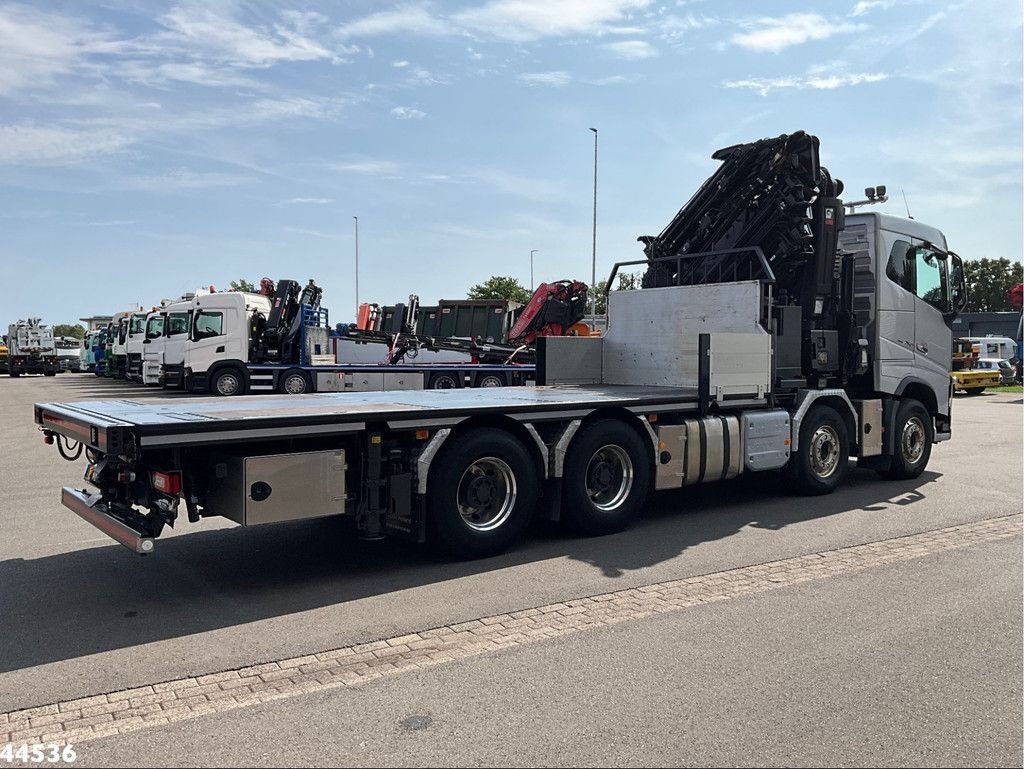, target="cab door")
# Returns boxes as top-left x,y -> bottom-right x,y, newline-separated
908,244 -> 953,414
